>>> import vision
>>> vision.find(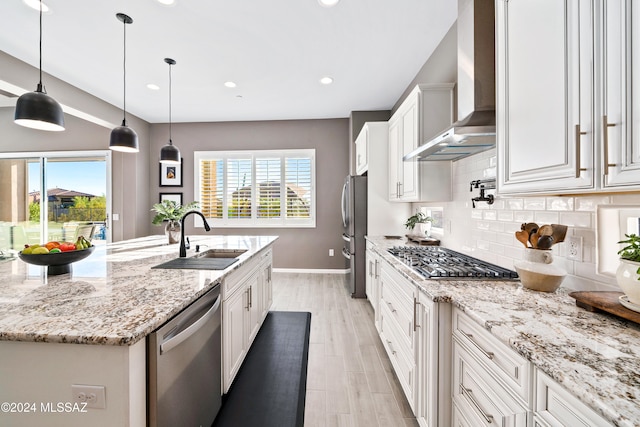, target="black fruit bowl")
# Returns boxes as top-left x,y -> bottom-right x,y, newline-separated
19,246 -> 95,275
